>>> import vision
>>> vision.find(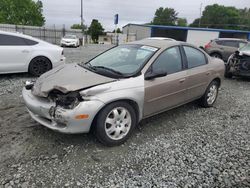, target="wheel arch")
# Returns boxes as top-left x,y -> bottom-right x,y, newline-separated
210,51 -> 223,59
90,99 -> 140,131
28,55 -> 53,71
212,77 -> 221,87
